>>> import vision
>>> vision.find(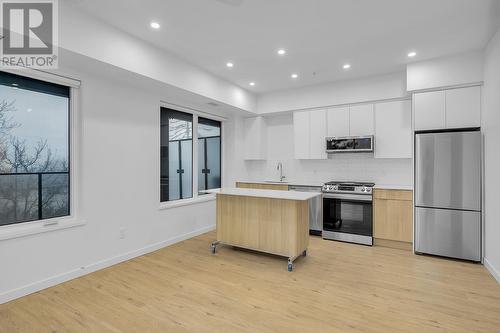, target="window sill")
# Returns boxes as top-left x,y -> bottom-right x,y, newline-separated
0,217 -> 86,241
159,194 -> 216,210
